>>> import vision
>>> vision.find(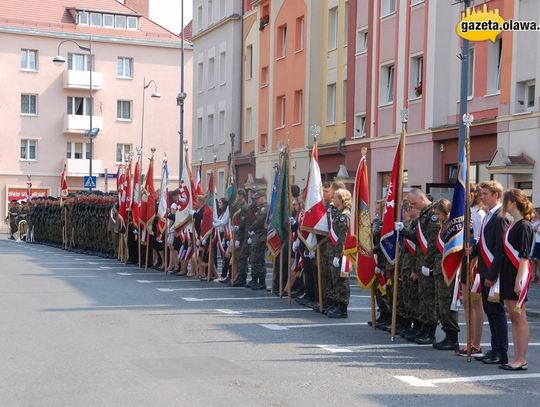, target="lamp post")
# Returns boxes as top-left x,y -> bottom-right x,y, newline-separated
53,36 -> 99,190
141,78 -> 160,167
177,0 -> 187,187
